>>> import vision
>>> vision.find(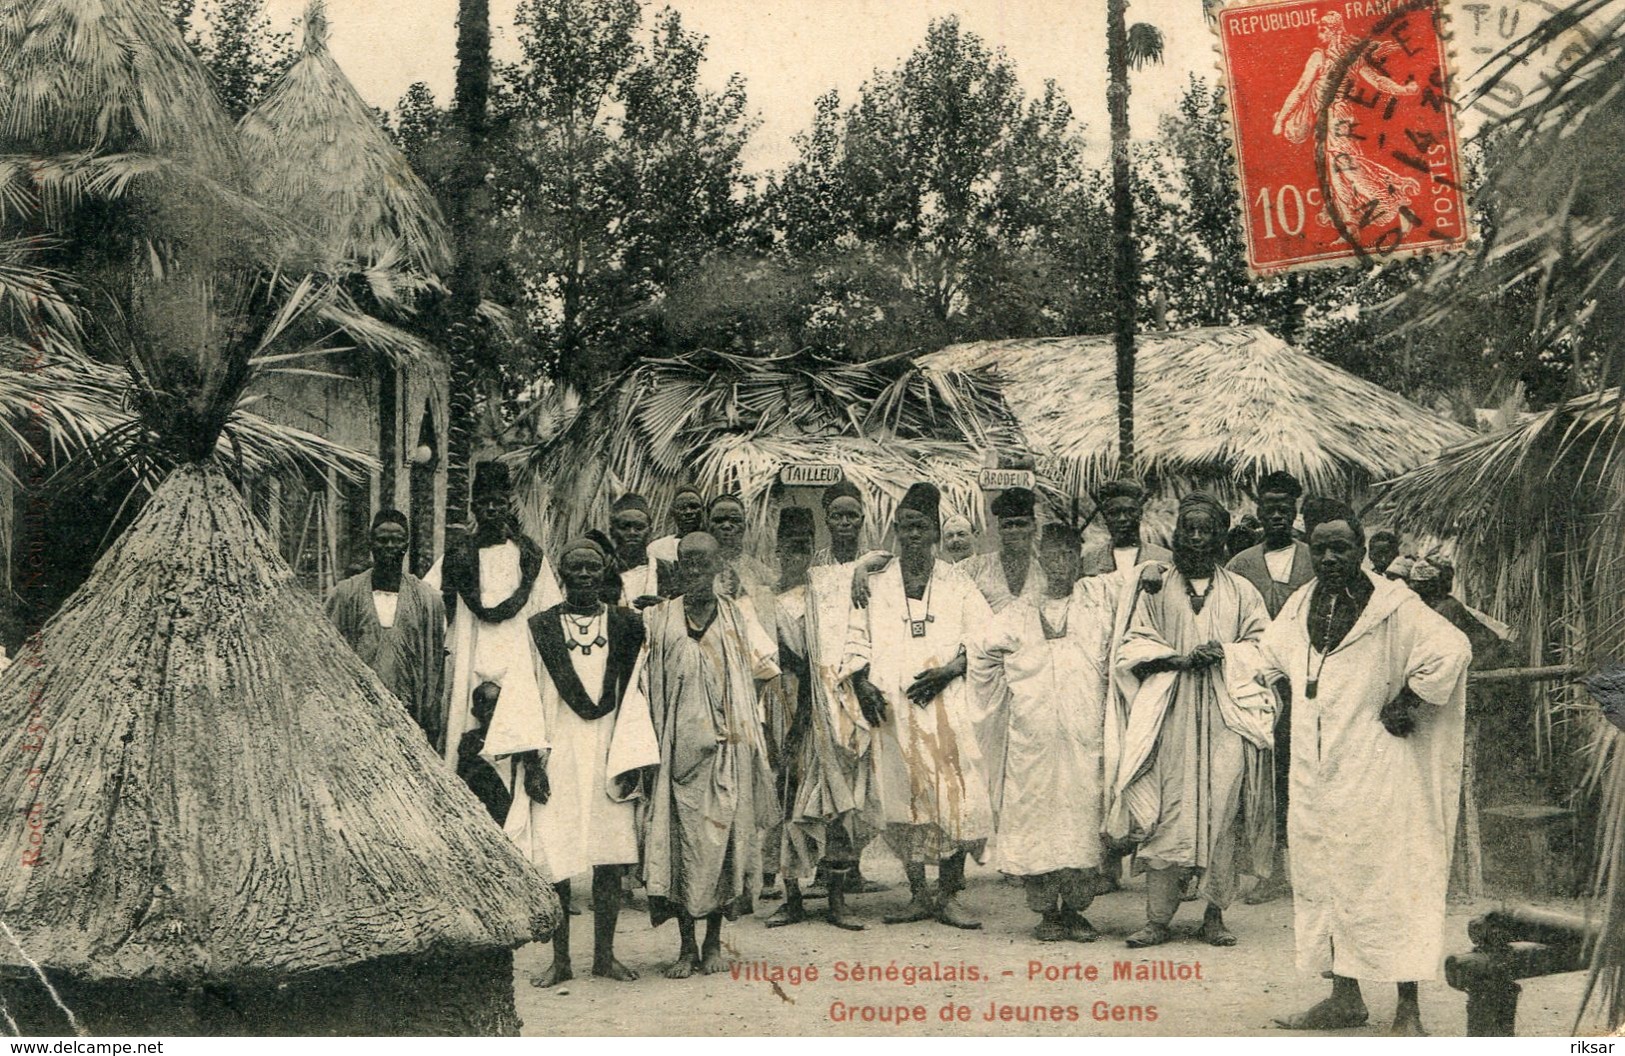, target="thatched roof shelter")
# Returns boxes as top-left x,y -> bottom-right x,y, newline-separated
0,462 -> 558,988
1375,388 -> 1625,556
1375,388 -> 1625,1027
238,1 -> 450,297
918,326 -> 1473,497
513,347 -> 1028,551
